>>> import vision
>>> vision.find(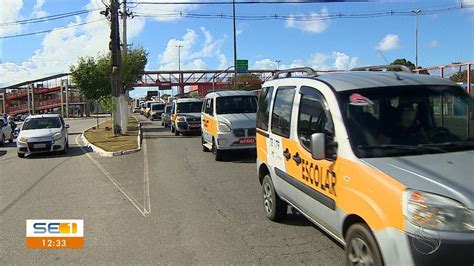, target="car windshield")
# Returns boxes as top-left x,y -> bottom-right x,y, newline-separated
338,85 -> 474,158
152,104 -> 165,111
22,117 -> 62,130
176,102 -> 202,113
216,96 -> 258,114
